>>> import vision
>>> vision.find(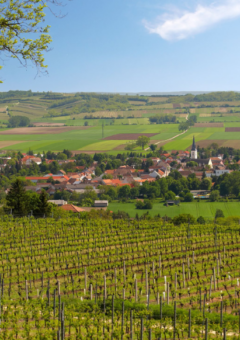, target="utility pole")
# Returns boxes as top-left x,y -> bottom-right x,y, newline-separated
102,122 -> 104,139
